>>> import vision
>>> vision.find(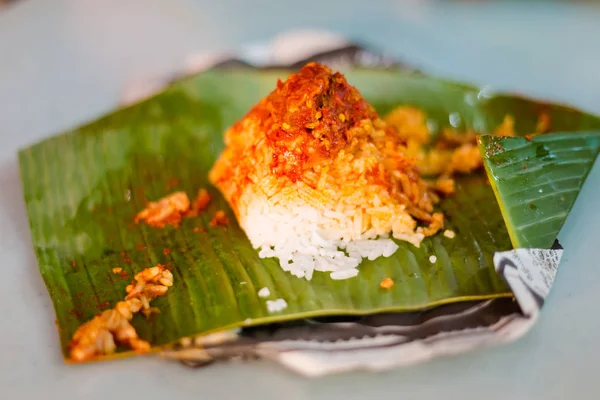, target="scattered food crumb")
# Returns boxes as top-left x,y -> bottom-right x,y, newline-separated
210,210 -> 229,227
380,277 -> 394,289
258,287 -> 270,297
240,281 -> 247,285
191,188 -> 211,215
433,176 -> 455,195
493,115 -> 516,137
166,177 -> 180,190
163,247 -> 172,255
135,243 -> 147,251
266,298 -> 288,313
134,187 -> 216,228
112,267 -> 123,274
120,251 -> 132,264
68,265 -> 173,362
429,255 -> 437,263
134,192 -> 190,228
417,212 -> 444,237
443,230 -> 456,239
535,112 -> 551,134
